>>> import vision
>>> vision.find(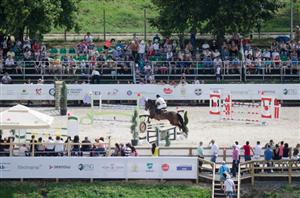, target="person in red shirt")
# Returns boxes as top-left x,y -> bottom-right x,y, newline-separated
243,141 -> 253,161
